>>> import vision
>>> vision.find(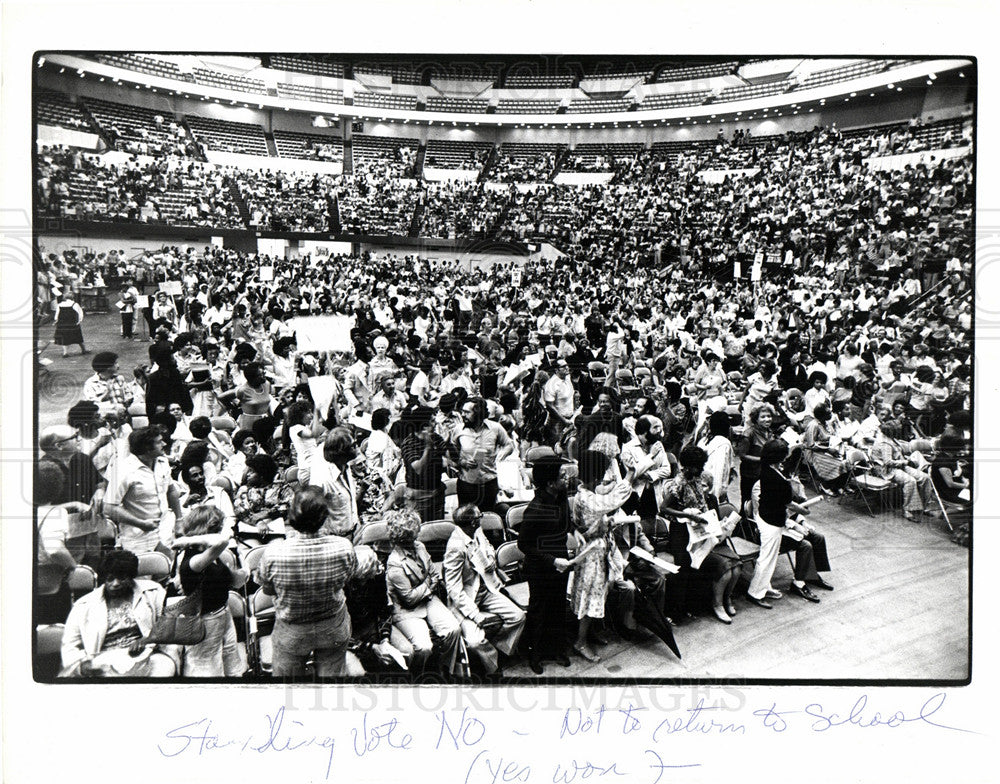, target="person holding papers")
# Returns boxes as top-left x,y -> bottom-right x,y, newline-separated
661,446 -> 742,625
570,452 -> 633,663
801,404 -> 853,495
